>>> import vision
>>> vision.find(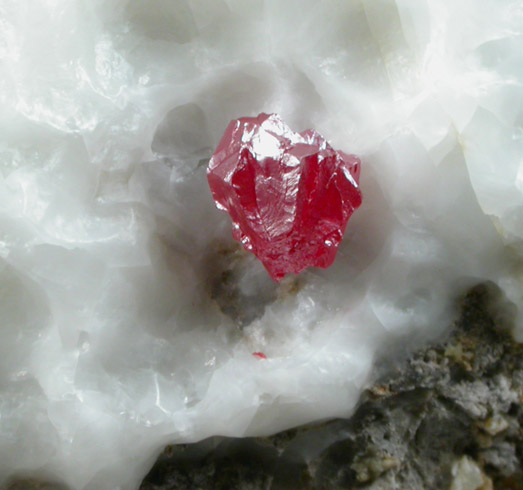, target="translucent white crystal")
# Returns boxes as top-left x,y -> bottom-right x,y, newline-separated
450,456 -> 491,490
0,0 -> 522,489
